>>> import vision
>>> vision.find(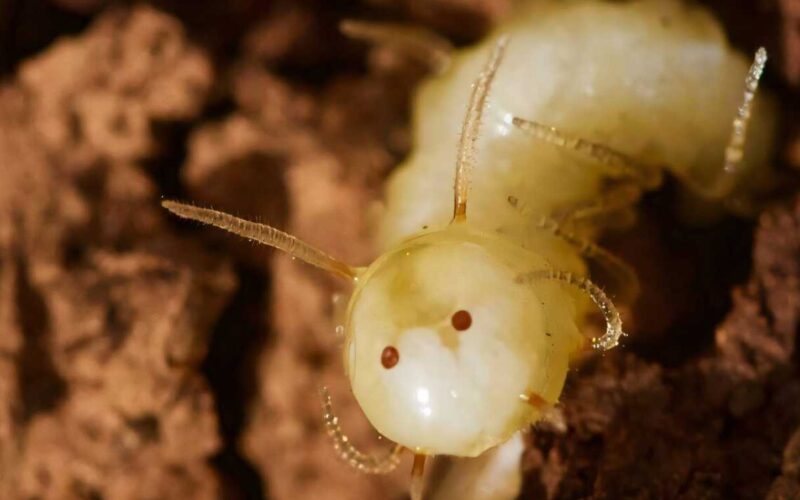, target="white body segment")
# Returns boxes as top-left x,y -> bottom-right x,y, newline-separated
429,432 -> 526,500
380,0 -> 776,251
